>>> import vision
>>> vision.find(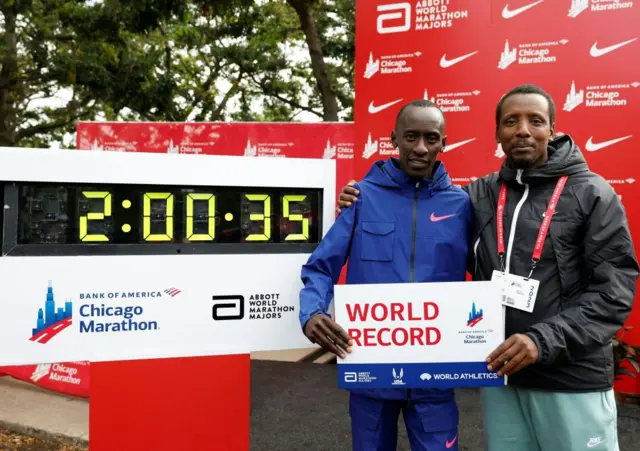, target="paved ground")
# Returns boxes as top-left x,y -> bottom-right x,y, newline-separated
1,361 -> 639,450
